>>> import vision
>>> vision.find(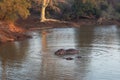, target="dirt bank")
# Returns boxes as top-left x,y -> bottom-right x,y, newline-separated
16,15 -> 80,30
0,22 -> 31,43
17,15 -> 120,31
